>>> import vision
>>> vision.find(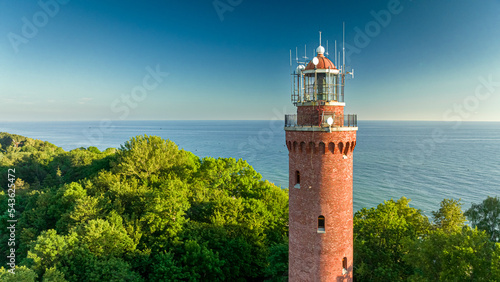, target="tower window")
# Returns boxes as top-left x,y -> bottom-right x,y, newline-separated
342,257 -> 348,274
318,216 -> 325,233
294,171 -> 300,188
